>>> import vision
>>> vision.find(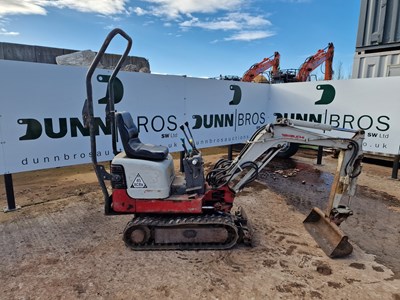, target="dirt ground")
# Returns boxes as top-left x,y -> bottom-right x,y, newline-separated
1,148 -> 399,300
